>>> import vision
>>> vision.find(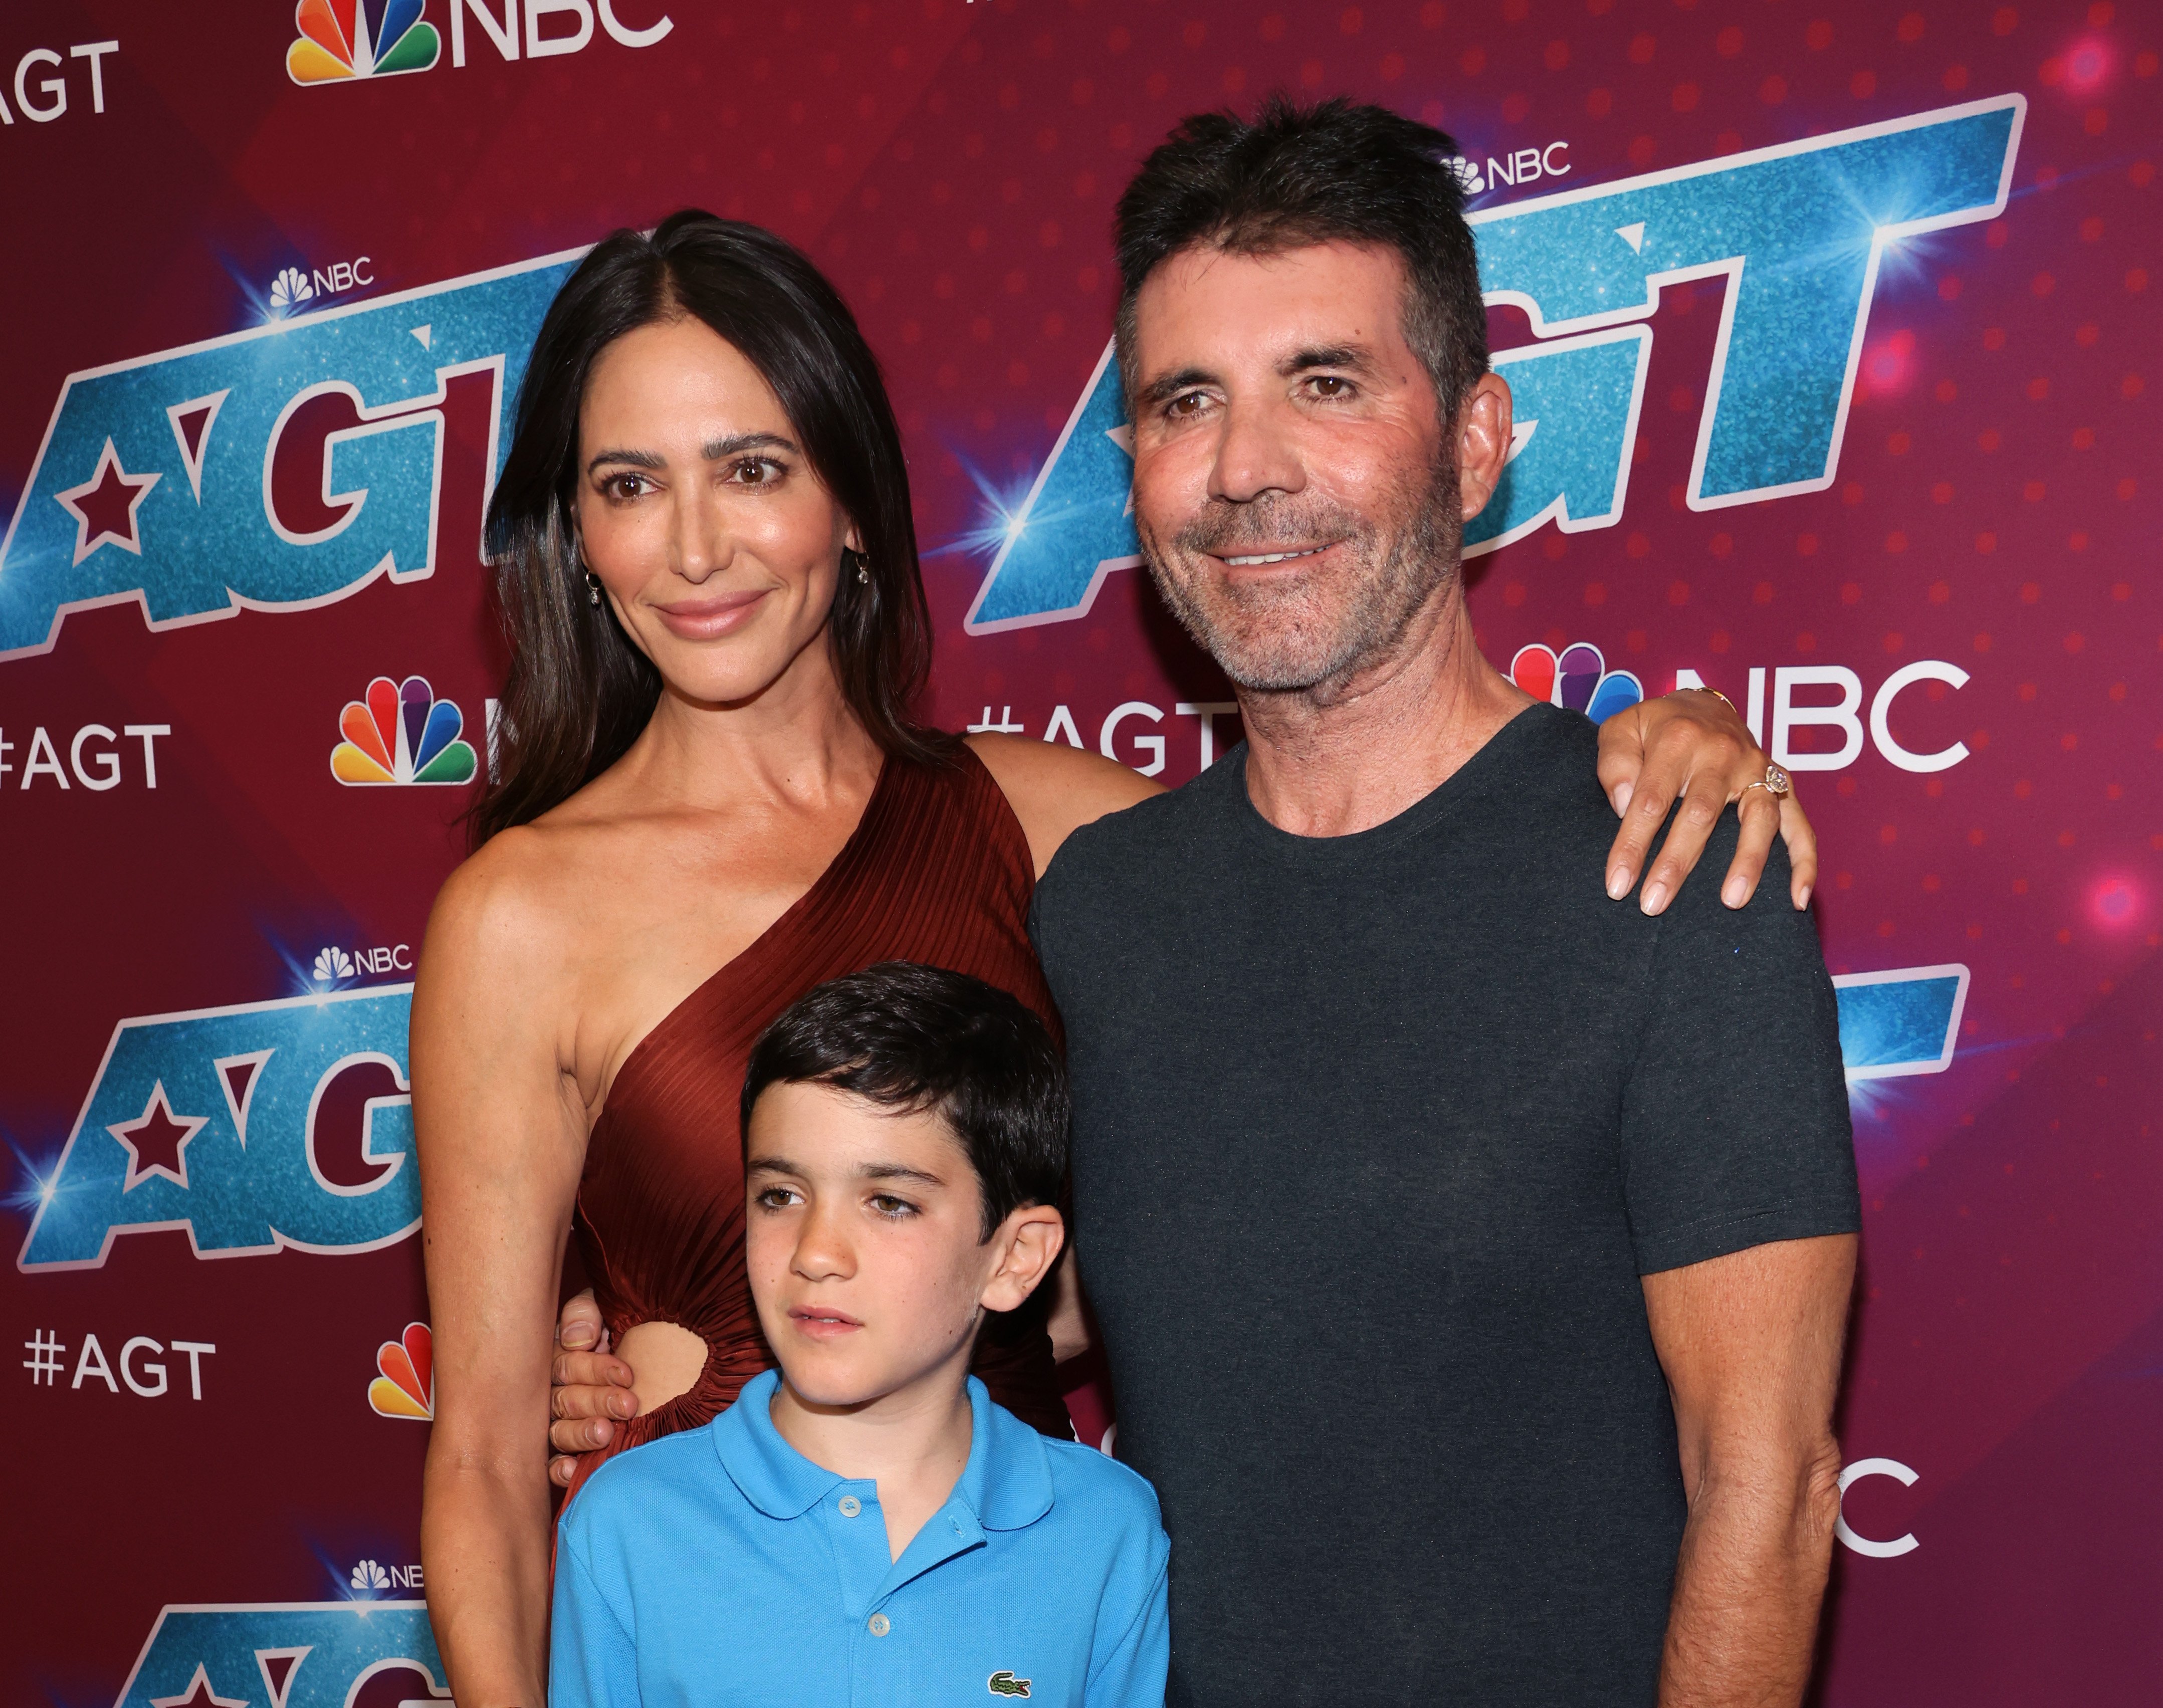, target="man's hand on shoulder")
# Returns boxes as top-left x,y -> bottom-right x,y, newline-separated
967,732 -> 1163,878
